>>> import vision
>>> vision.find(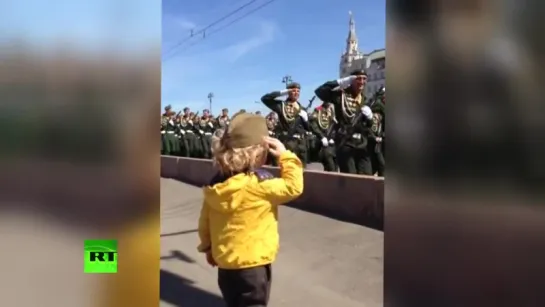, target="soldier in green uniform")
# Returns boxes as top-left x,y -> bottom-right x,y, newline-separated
314,69 -> 374,174
161,105 -> 180,156
216,108 -> 230,131
265,112 -> 278,166
260,82 -> 309,166
309,102 -> 338,172
179,108 -> 196,157
161,110 -> 167,154
196,109 -> 215,159
368,87 -> 385,176
174,112 -> 184,156
188,112 -> 202,157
